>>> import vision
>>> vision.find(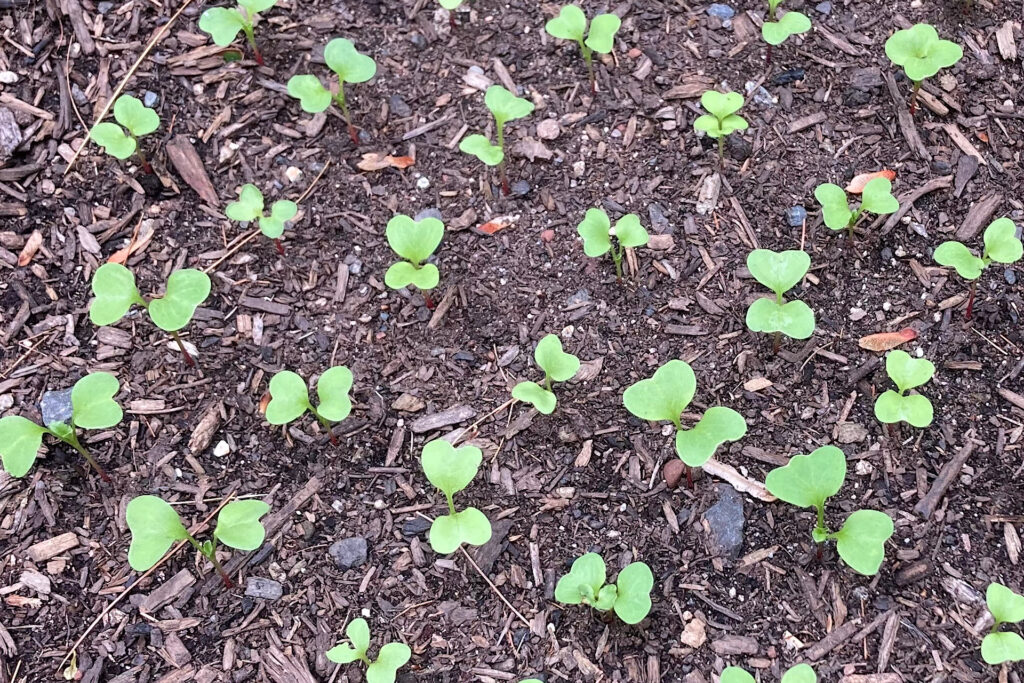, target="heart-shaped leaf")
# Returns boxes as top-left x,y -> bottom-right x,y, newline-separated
988,583 -> 1024,624
90,122 -> 137,159
781,663 -> 818,683
983,217 -> 1023,264
622,359 -> 696,428
126,495 -> 189,571
885,350 -> 934,393
814,183 -> 853,230
745,298 -> 816,339
327,618 -> 370,663
287,74 -> 333,113
700,90 -> 744,120
874,390 -> 933,427
982,631 -> 1024,665
934,240 -> 985,279
585,13 -> 621,53
238,0 -> 276,13
762,10 -> 811,45
421,439 -> 481,498
614,214 -> 649,248
71,372 -> 123,429
265,370 -> 311,424
555,553 -> 606,605
833,508 -> 894,576
384,261 -> 439,290
544,5 -> 587,42
765,445 -> 846,510
89,263 -> 142,326
721,668 -> 756,683
860,177 -> 899,216
440,0 -> 464,8
429,507 -> 491,554
512,381 -> 557,414
213,499 -> 270,550
386,214 -> 444,265
316,366 -> 353,422
148,269 -> 211,332
674,406 -> 747,467
885,23 -> 963,82
459,134 -> 504,166
484,85 -> 534,125
225,184 -> 264,223
577,208 -> 612,257
0,416 -> 46,478
367,642 -> 412,683
113,95 -> 159,138
324,38 -> 377,84
534,334 -> 580,382
260,200 -> 298,239
612,562 -> 653,624
199,6 -> 247,45
747,249 -> 810,296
